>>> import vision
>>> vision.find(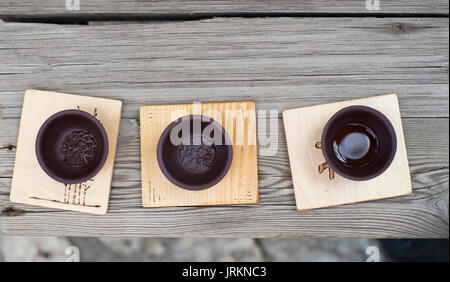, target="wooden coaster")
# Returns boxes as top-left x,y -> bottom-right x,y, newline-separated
10,90 -> 122,215
140,102 -> 258,207
282,94 -> 412,211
